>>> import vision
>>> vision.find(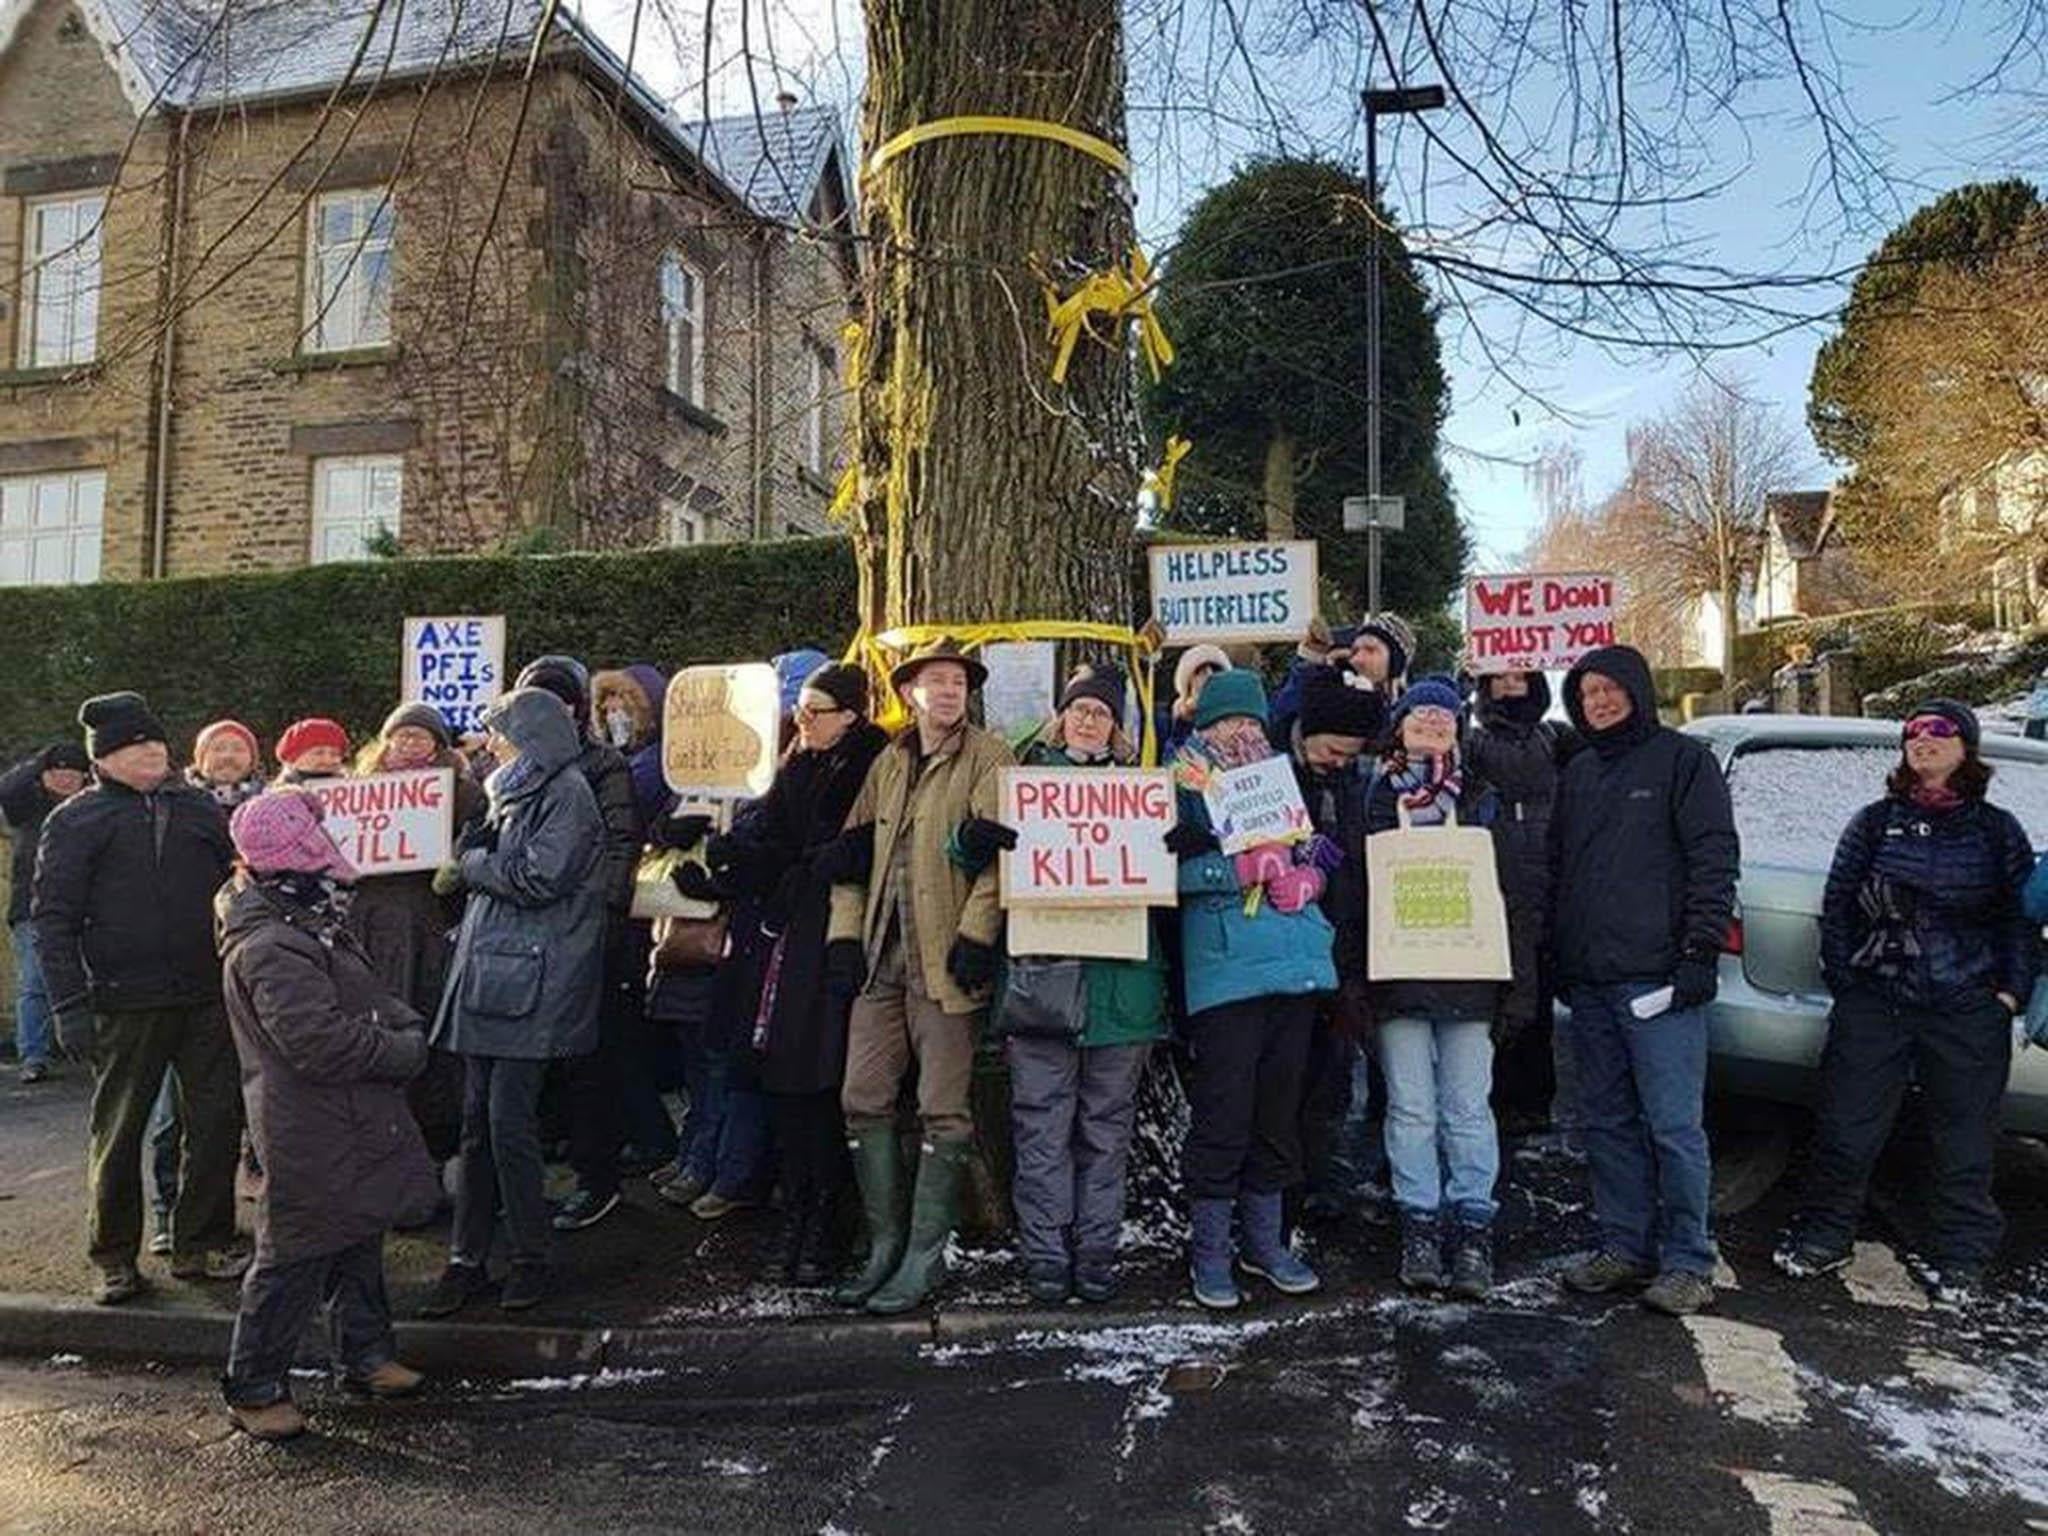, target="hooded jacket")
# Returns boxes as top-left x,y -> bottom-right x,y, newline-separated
433,690 -> 606,1058
1,748 -> 73,925
592,665 -> 672,828
217,876 -> 437,1264
1551,646 -> 1739,989
32,773 -> 234,1015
